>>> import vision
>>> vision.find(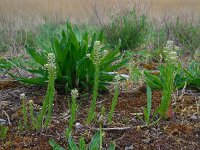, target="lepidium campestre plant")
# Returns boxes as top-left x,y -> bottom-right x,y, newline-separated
36,53 -> 56,130
86,41 -> 101,124
163,40 -> 179,63
108,75 -> 120,123
65,88 -> 78,138
19,95 -> 39,130
29,100 -> 36,130
20,93 -> 28,129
